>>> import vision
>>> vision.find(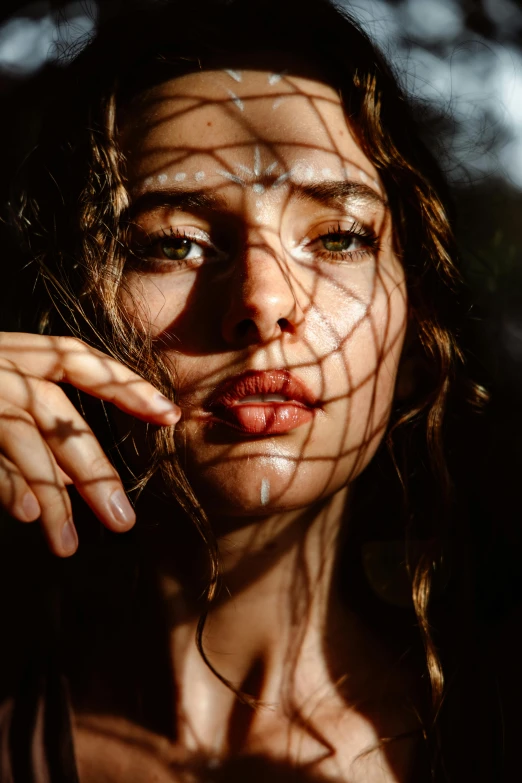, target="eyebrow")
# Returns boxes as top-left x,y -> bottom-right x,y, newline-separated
128,189 -> 226,219
293,180 -> 387,210
128,179 -> 386,220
